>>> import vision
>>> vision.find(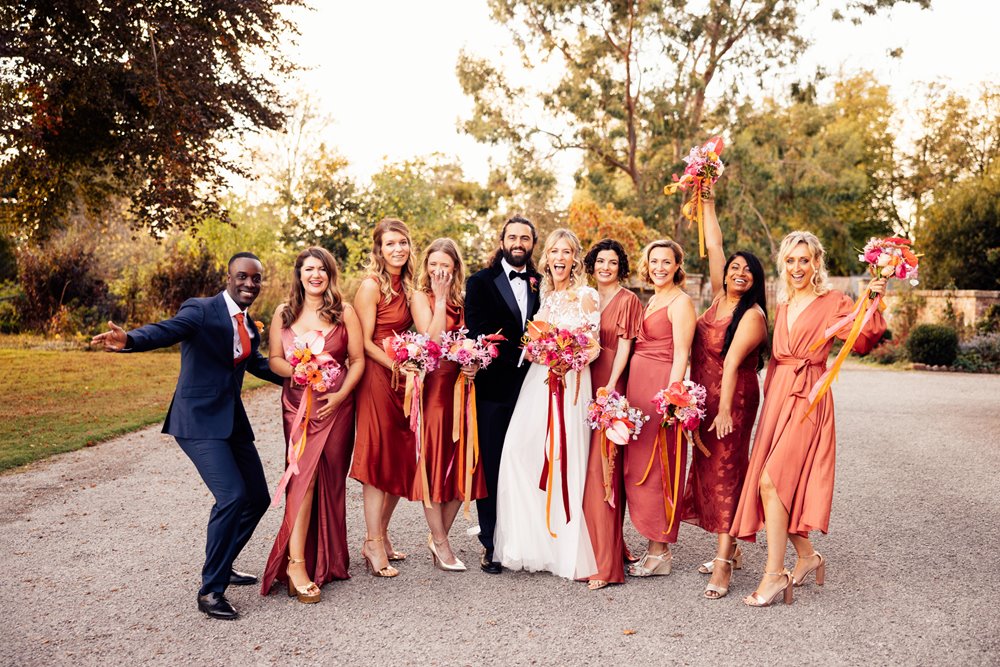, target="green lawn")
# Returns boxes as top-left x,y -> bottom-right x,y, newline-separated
0,348 -> 268,472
